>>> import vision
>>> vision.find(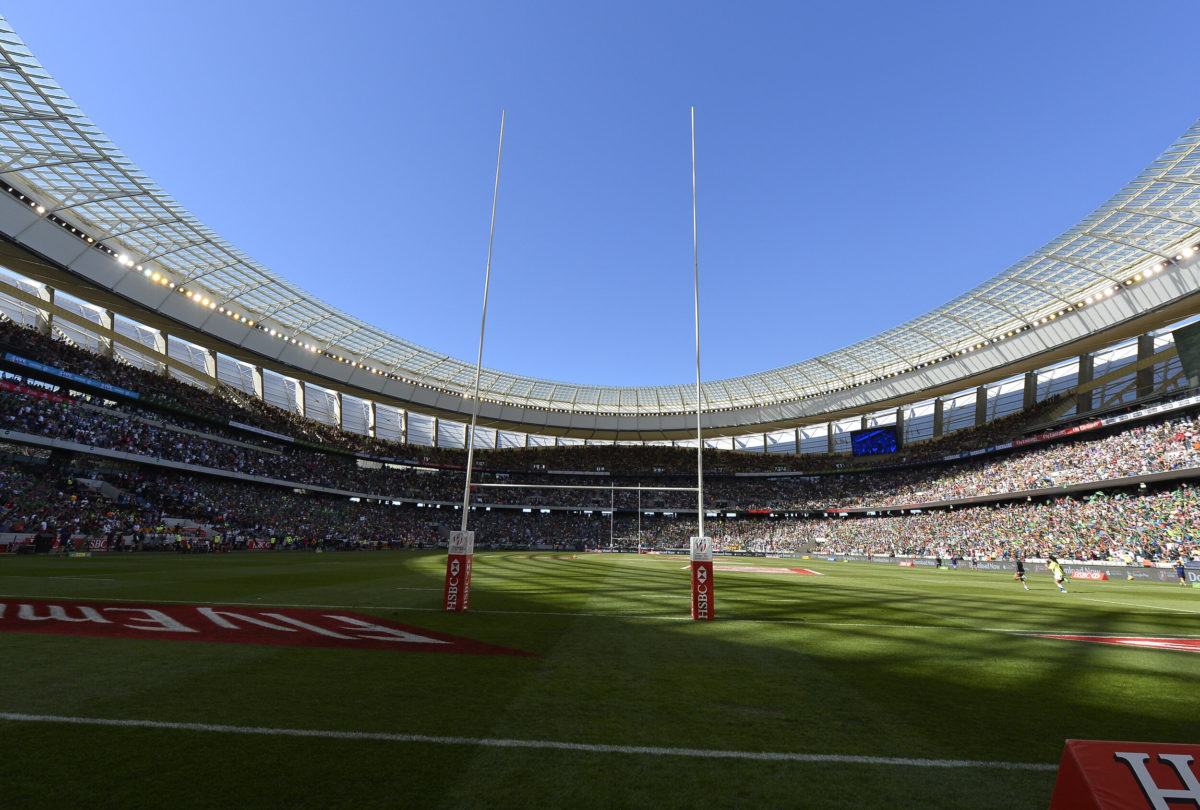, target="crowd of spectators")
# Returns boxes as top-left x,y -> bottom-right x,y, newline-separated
810,486 -> 1199,563
5,457 -> 1194,563
0,317 -> 1075,475
1,316 -> 1198,565
4,372 -> 1200,515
